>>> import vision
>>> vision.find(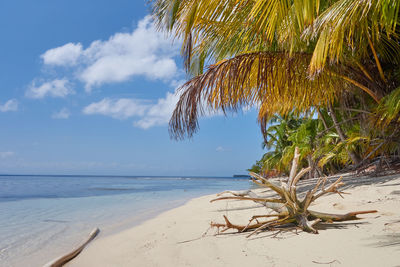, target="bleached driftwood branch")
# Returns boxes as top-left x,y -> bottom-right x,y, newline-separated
43,228 -> 100,267
211,147 -> 377,236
